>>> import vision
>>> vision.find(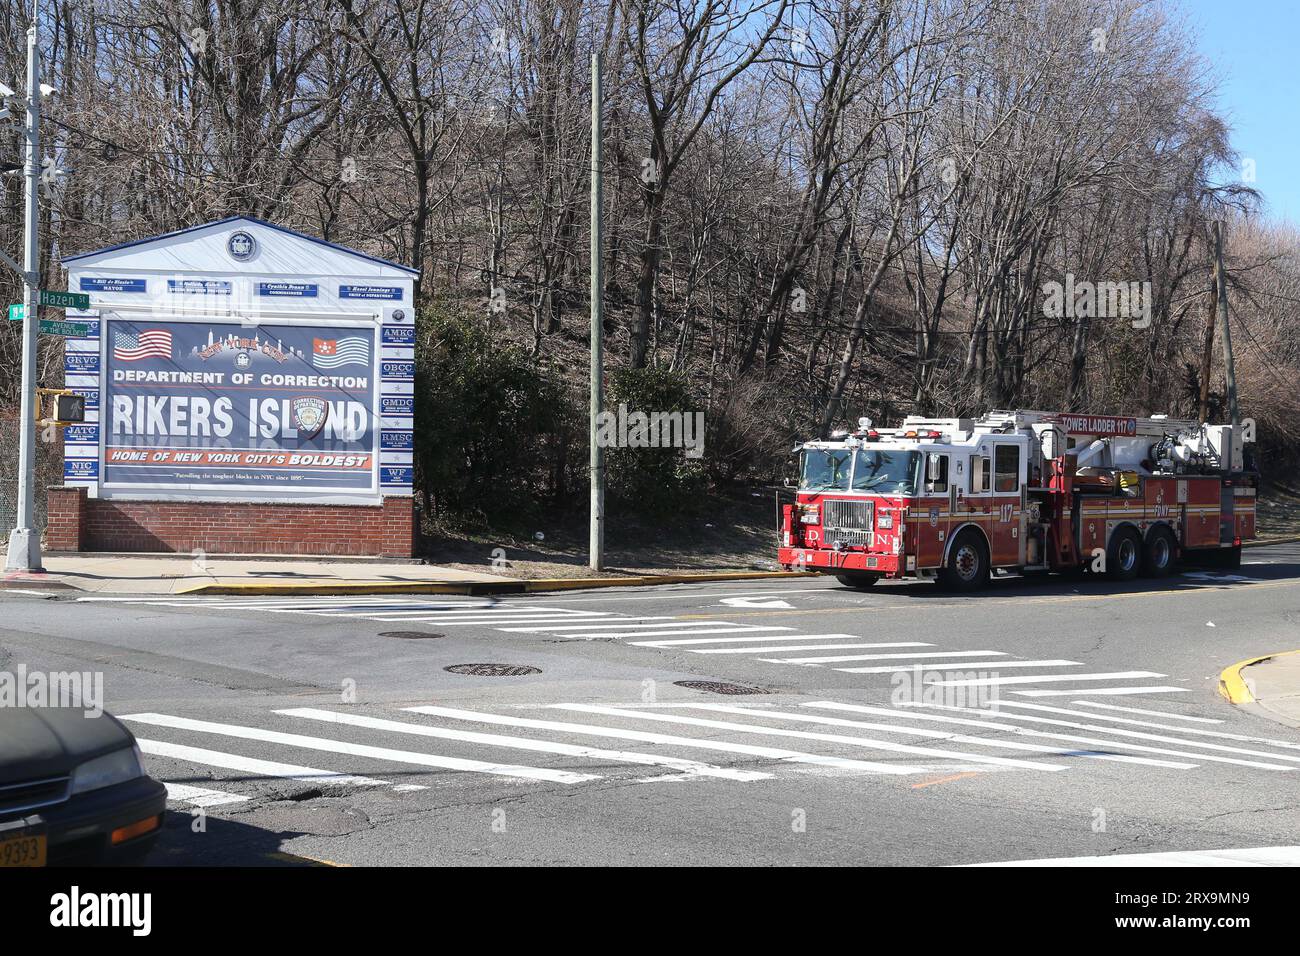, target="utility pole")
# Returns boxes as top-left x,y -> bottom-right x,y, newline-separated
1212,220 -> 1240,430
5,0 -> 43,572
588,51 -> 605,572
1196,273 -> 1214,424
